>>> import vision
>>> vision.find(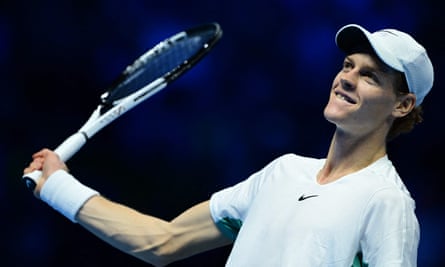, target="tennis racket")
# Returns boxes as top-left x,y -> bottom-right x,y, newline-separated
23,22 -> 222,190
